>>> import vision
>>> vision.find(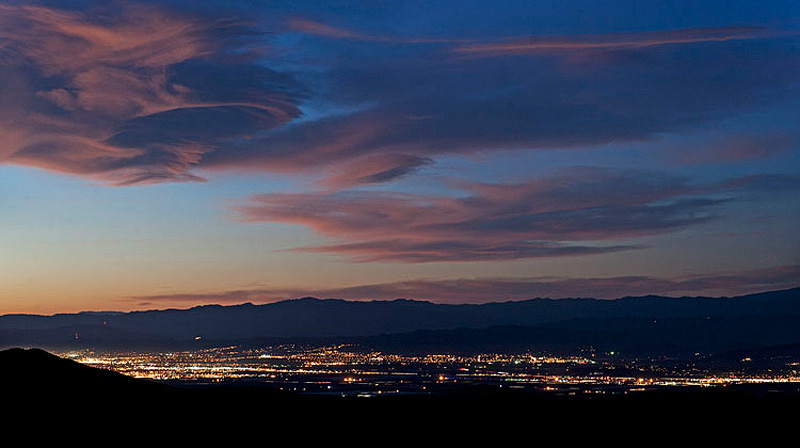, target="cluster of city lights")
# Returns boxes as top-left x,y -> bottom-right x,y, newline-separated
57,345 -> 800,393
